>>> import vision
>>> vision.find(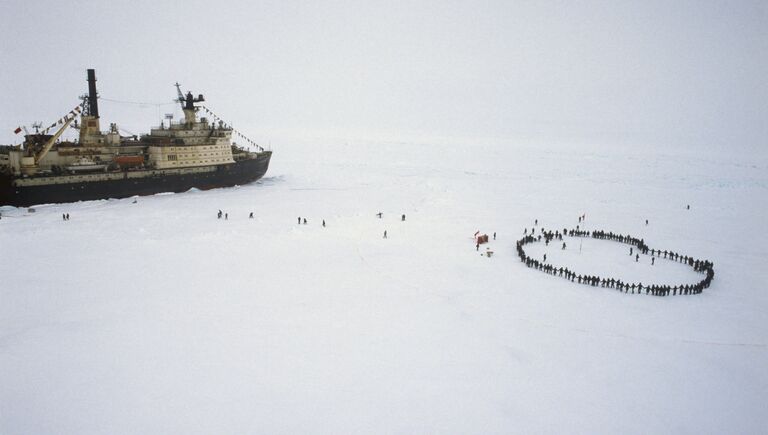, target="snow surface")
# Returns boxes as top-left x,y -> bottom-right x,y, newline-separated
1,138 -> 767,434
